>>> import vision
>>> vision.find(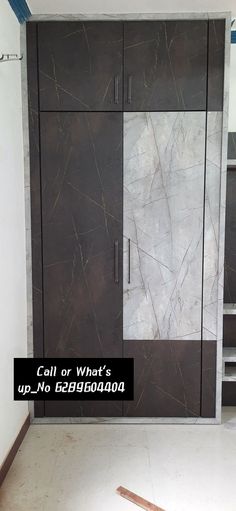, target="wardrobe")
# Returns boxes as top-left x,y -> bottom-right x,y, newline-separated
27,18 -> 226,419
